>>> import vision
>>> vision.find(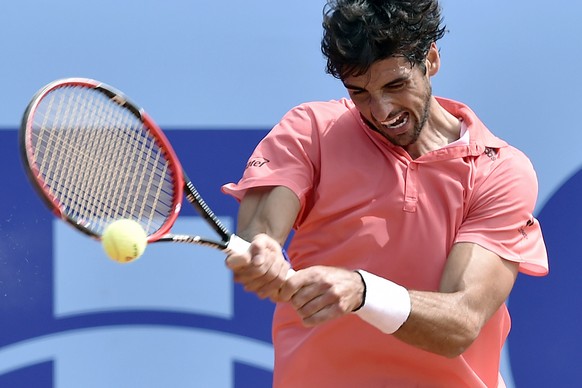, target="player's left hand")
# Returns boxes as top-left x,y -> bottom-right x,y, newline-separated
279,266 -> 365,326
